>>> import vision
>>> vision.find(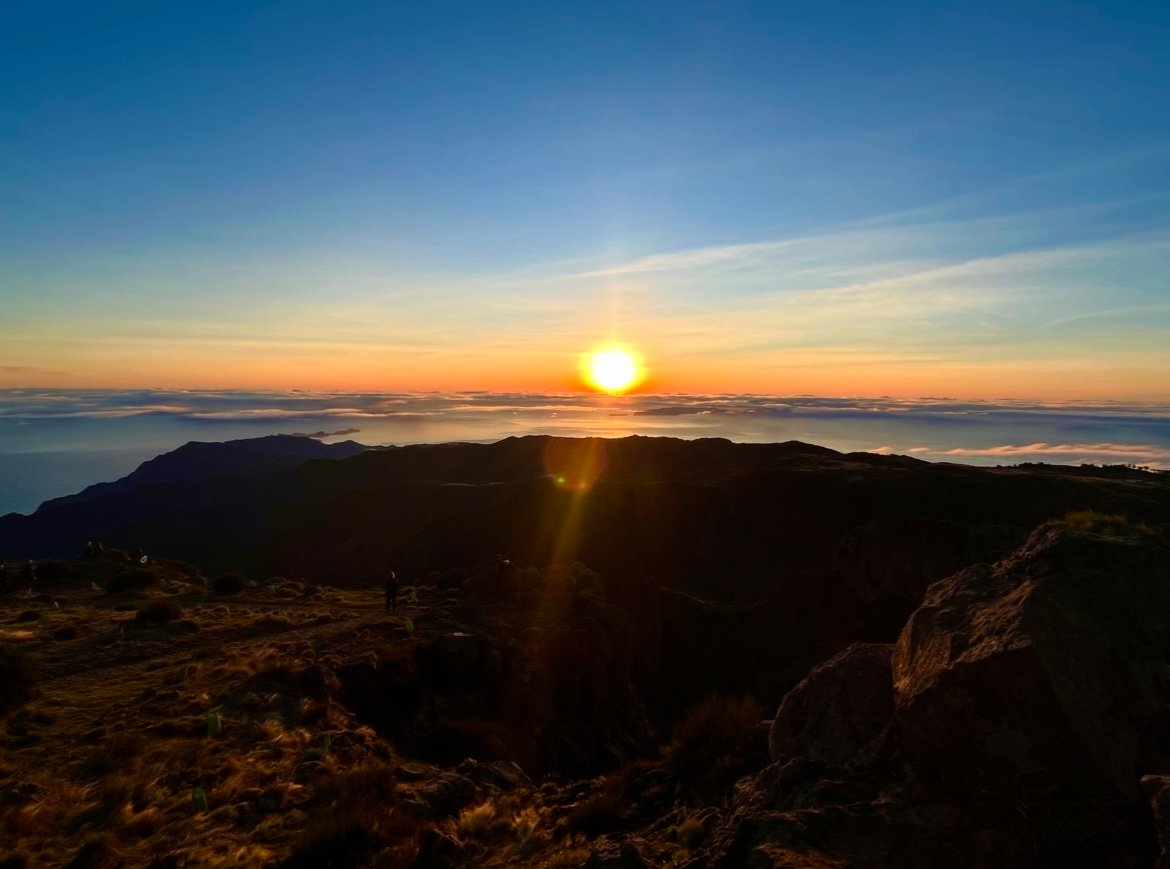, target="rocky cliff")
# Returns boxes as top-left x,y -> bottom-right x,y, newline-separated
700,522 -> 1170,867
